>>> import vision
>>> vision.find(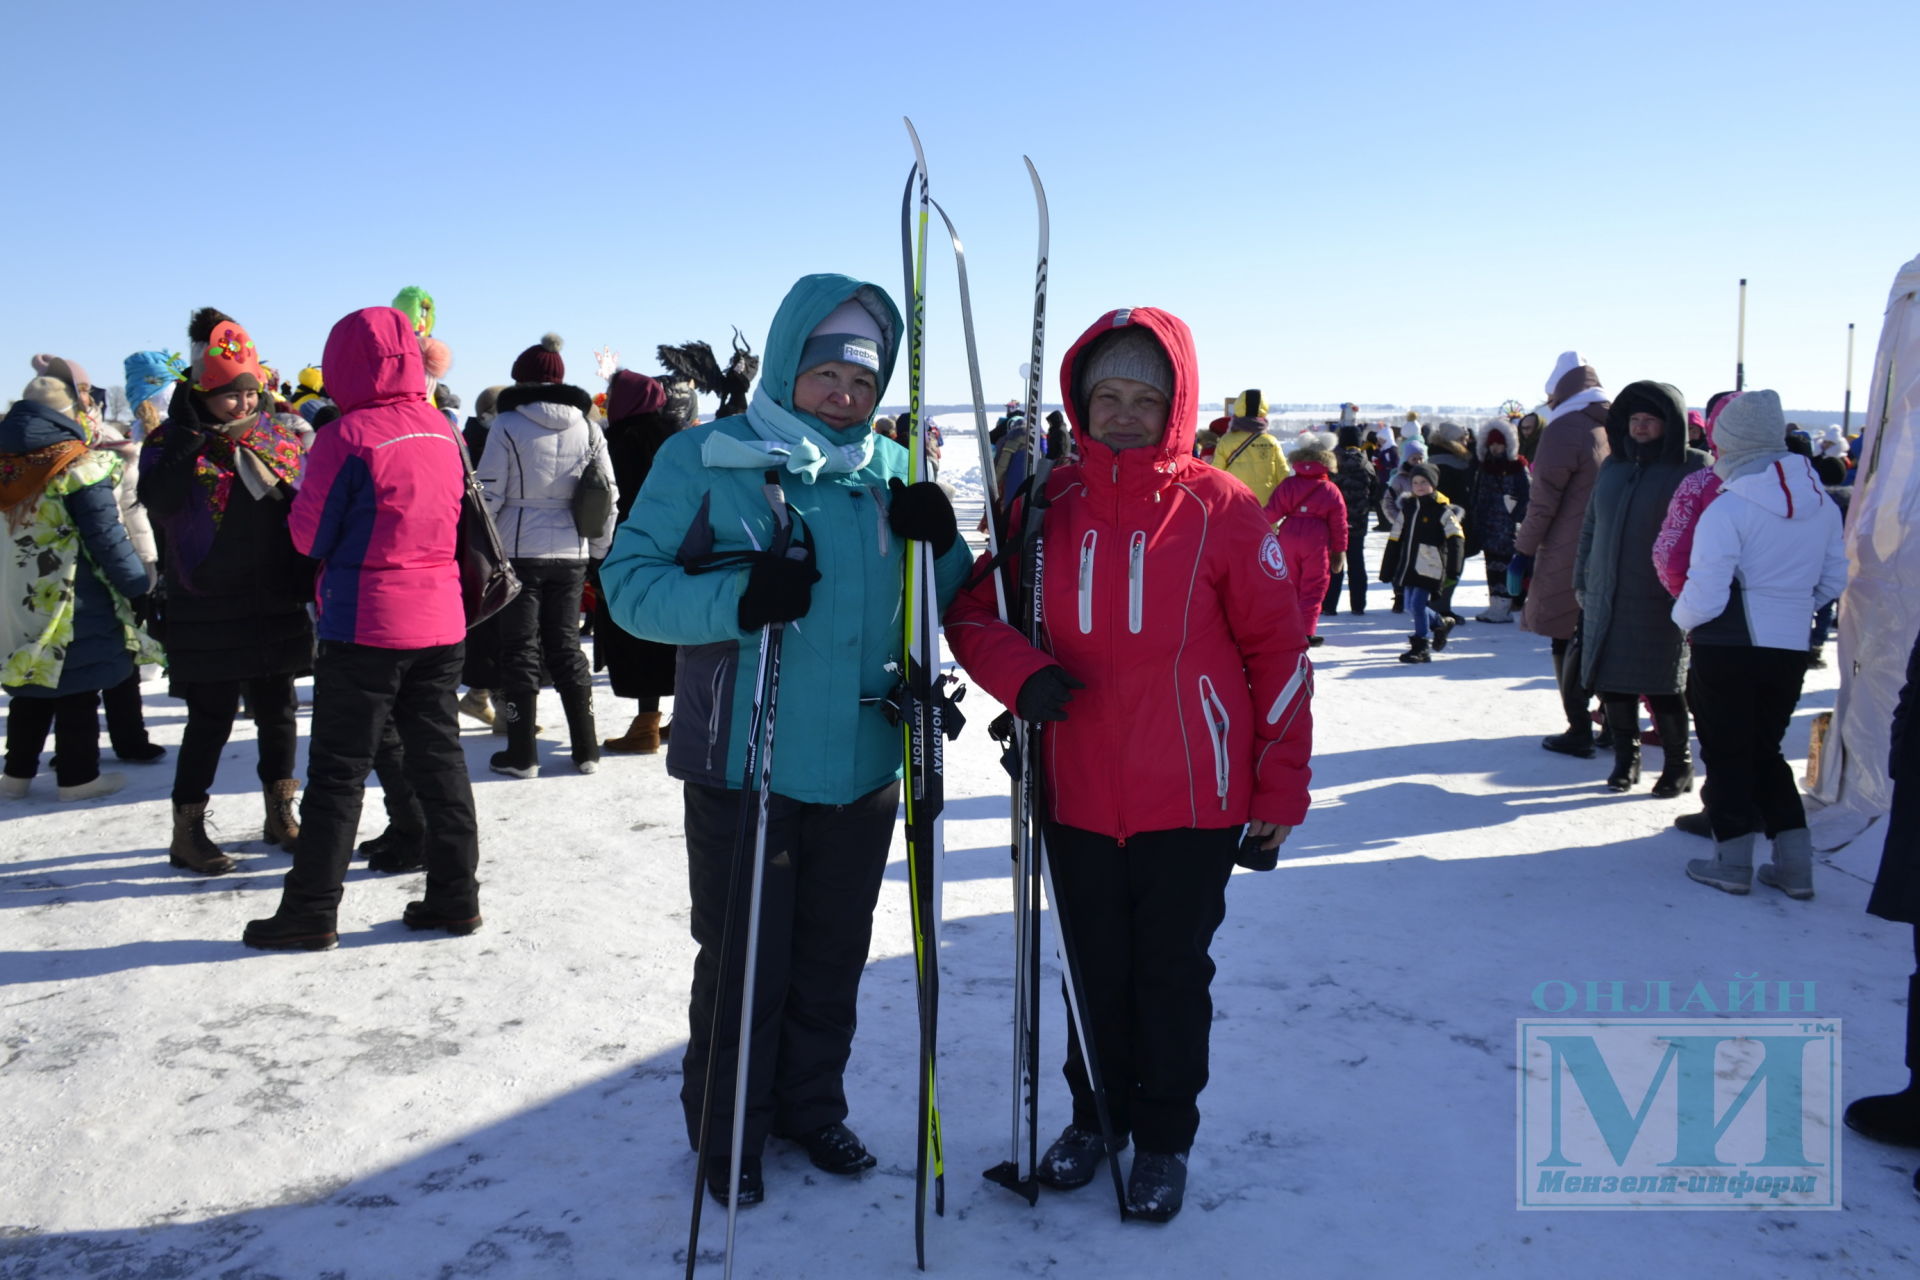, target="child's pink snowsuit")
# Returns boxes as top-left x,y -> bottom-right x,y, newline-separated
1264,458 -> 1349,635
